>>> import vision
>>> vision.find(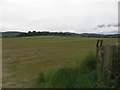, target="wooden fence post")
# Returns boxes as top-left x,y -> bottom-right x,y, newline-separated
96,43 -> 120,85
